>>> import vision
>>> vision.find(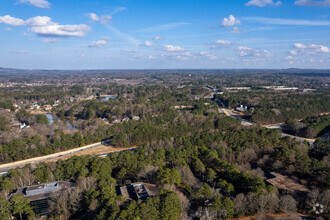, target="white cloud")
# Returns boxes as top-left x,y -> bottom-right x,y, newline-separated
42,38 -> 57,43
293,43 -> 330,54
310,44 -> 330,52
0,15 -> 25,26
88,39 -> 107,47
162,51 -> 194,61
215,40 -> 232,45
210,40 -> 232,49
294,43 -> 307,49
236,46 -> 253,56
246,0 -> 282,7
25,16 -> 54,26
164,45 -> 185,52
153,36 -> 162,40
242,17 -> 330,26
121,49 -> 137,54
142,40 -> 154,47
256,50 -> 273,57
88,13 -> 99,21
231,27 -> 241,34
199,52 -> 217,60
0,15 -> 54,26
162,51 -> 216,61
100,15 -> 112,24
285,55 -> 295,60
295,0 -> 330,7
20,0 -> 51,8
290,50 -> 298,55
31,24 -> 91,37
236,46 -> 273,57
222,15 -> 241,27
12,50 -> 29,54
88,13 -> 111,24
0,15 -> 91,38
237,46 -> 252,51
